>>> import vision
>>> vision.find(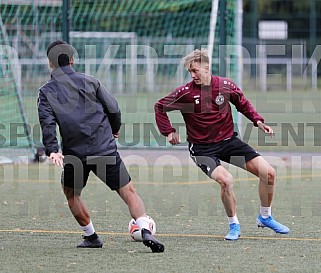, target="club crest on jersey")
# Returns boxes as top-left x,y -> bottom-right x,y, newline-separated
215,94 -> 224,105
194,95 -> 200,104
